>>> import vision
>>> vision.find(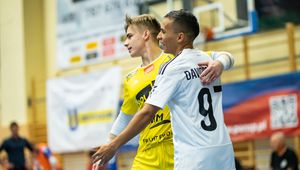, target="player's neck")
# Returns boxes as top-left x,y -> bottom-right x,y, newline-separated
141,43 -> 162,67
175,43 -> 194,56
